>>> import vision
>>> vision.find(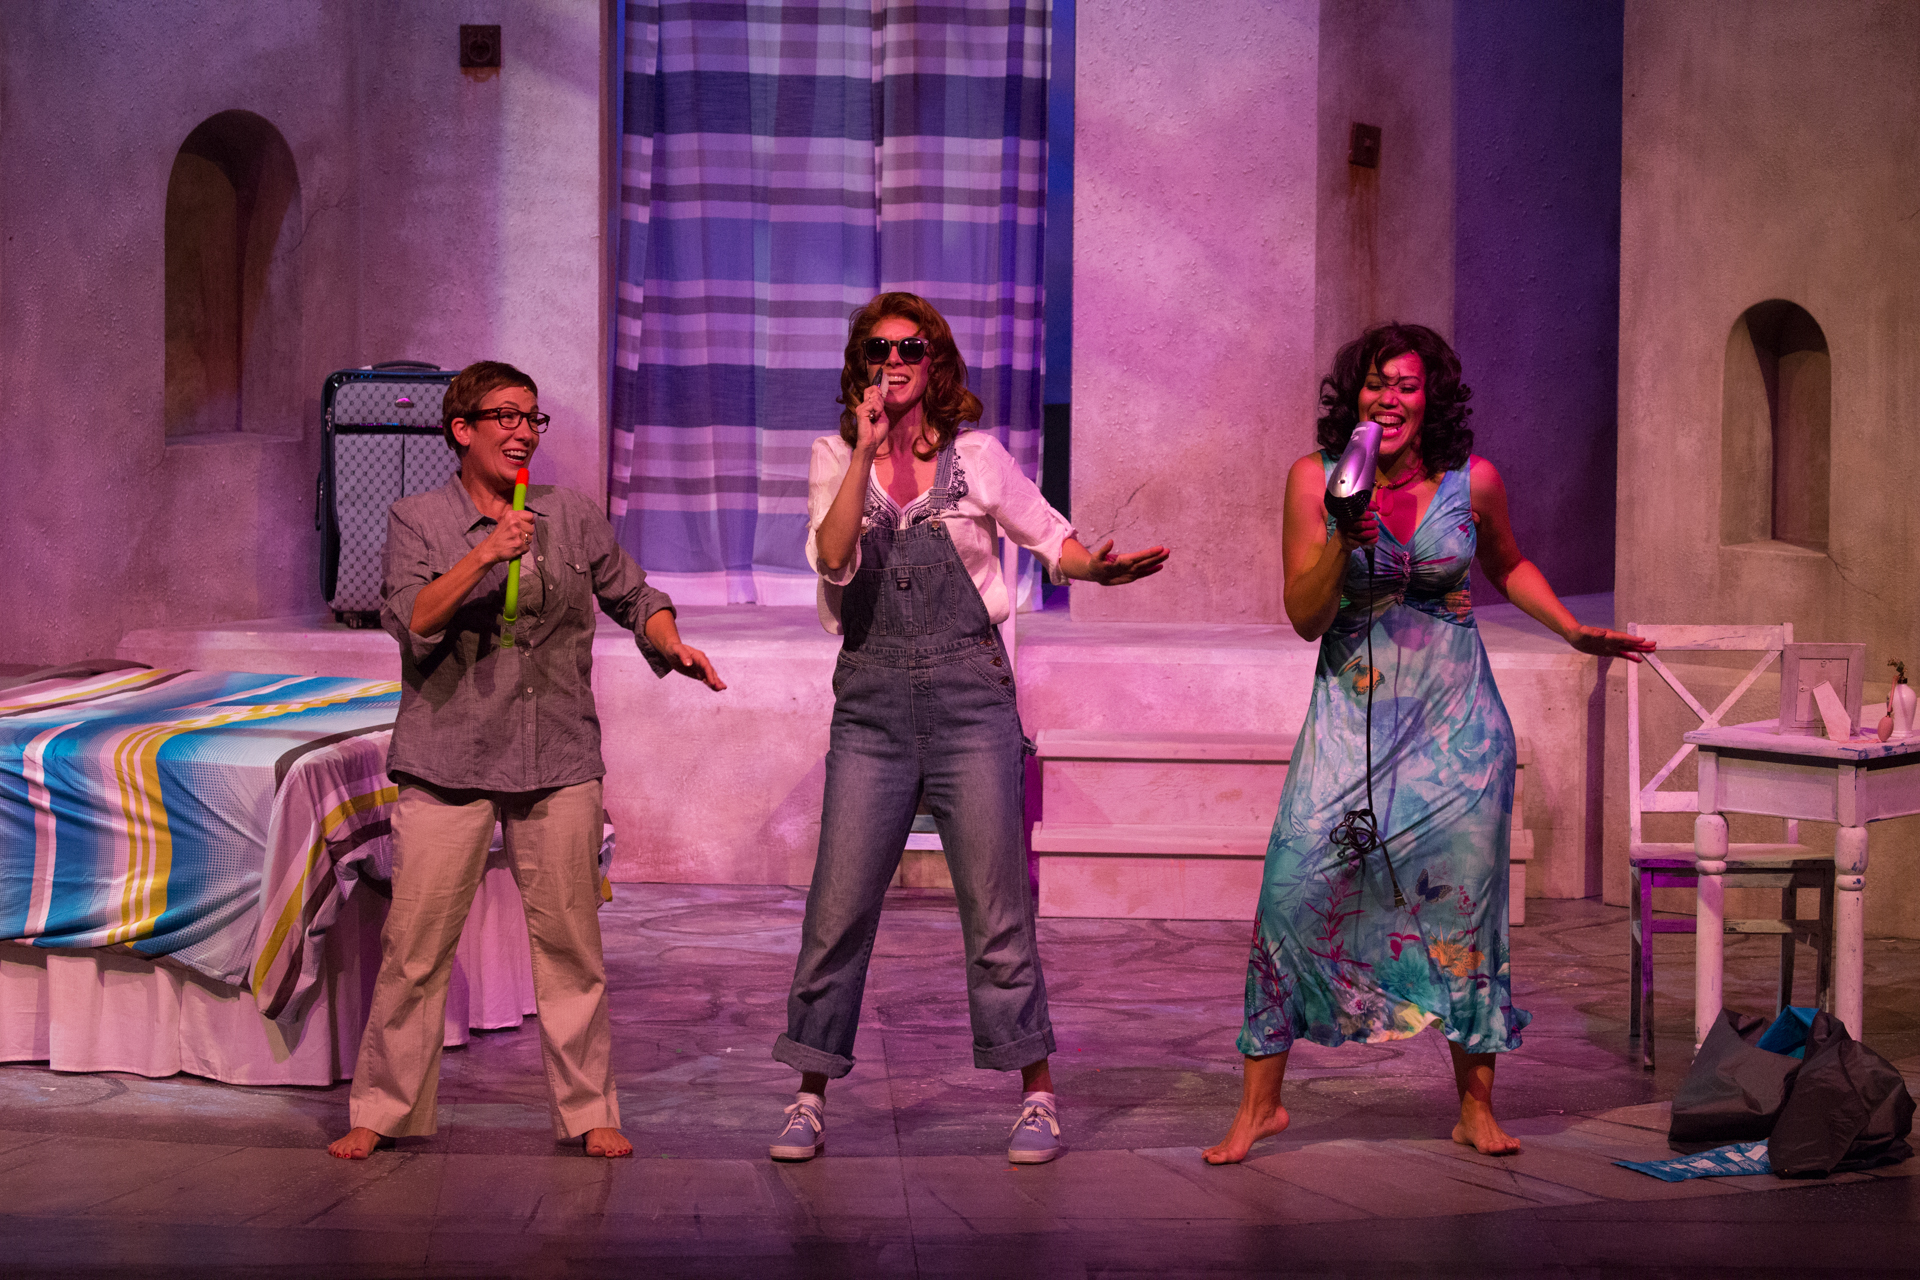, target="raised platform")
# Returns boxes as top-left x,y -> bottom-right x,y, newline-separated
116,594 -> 1616,900
1028,729 -> 1535,921
1030,729 -> 1289,919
